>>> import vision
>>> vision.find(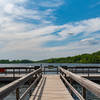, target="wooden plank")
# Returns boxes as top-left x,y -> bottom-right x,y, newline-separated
30,75 -> 73,100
